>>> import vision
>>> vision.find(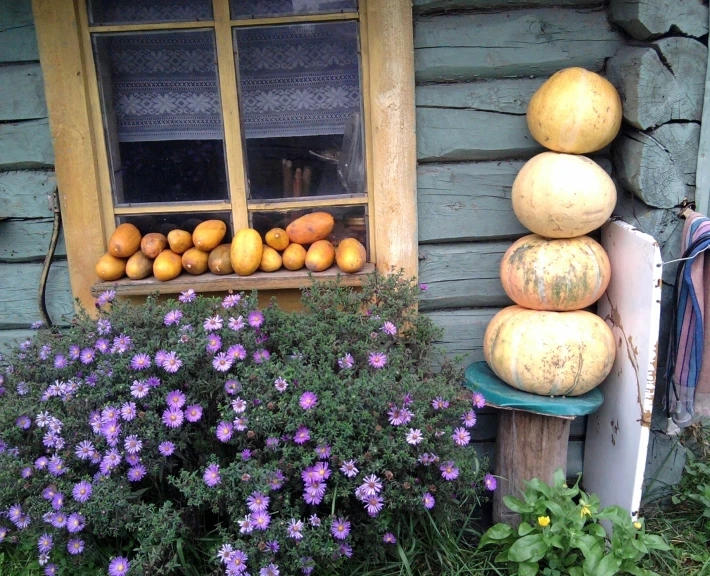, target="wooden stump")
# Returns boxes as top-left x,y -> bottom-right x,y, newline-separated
493,410 -> 571,527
